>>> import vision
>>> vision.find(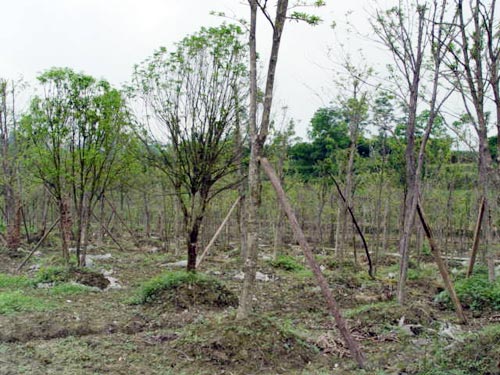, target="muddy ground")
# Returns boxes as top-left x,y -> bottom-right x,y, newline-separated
0,240 -> 498,375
